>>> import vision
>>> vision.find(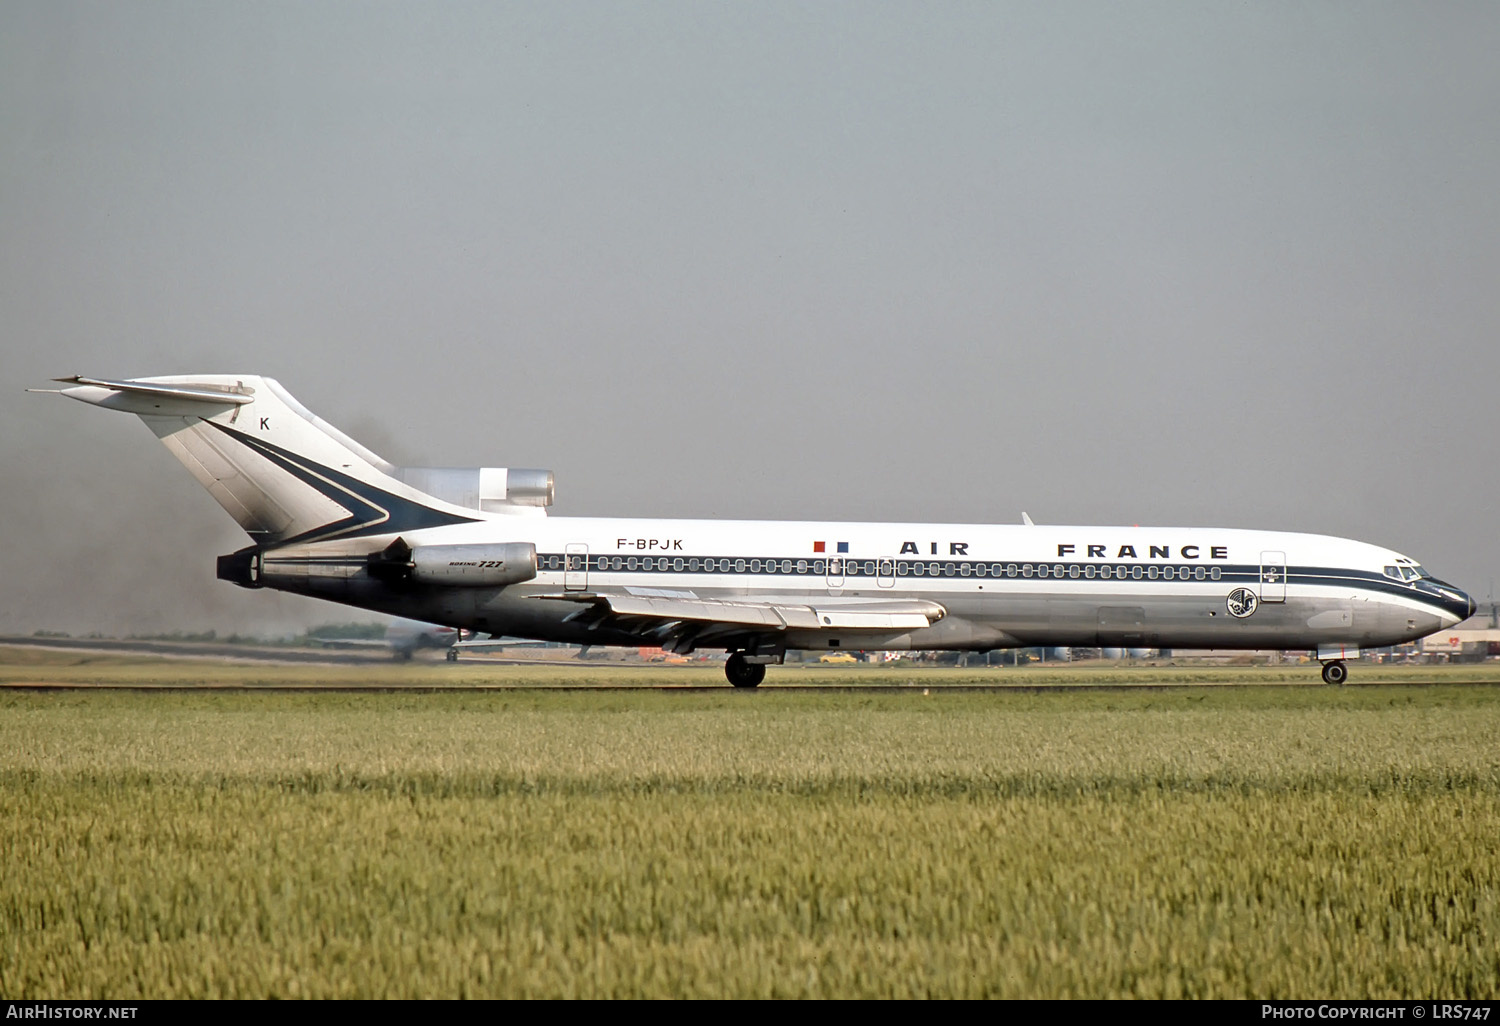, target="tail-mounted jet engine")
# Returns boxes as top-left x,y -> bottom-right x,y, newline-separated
367,538 -> 538,587
396,467 -> 553,512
